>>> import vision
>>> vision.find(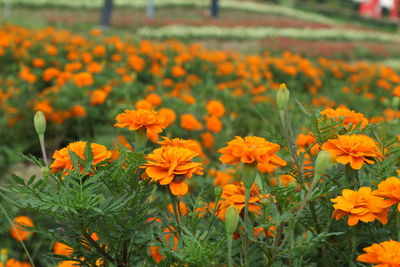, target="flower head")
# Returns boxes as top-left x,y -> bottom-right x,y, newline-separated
357,240 -> 400,266
320,106 -> 368,129
157,137 -> 204,157
114,109 -> 167,136
50,141 -> 112,174
217,182 -> 265,220
331,187 -> 390,226
9,216 -> 34,241
322,134 -> 383,170
141,146 -> 203,196
218,136 -> 286,173
373,177 -> 400,212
